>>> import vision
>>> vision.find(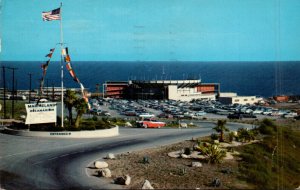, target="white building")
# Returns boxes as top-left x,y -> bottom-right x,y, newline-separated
219,92 -> 263,105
